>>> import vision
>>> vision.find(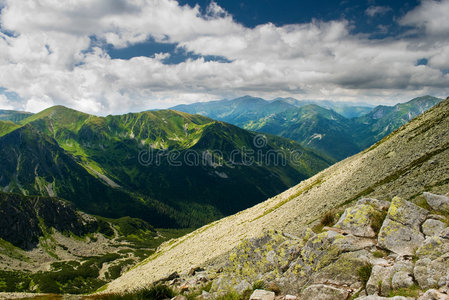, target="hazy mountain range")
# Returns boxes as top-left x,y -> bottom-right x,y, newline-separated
173,95 -> 443,160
